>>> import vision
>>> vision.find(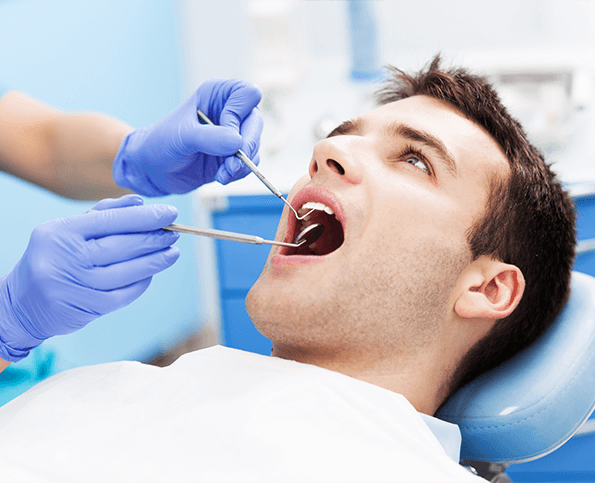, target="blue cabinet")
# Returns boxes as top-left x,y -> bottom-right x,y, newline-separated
211,195 -> 284,355
506,435 -> 595,482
